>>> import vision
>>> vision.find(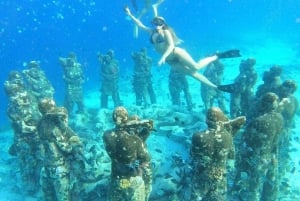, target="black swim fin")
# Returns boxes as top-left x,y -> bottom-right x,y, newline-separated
217,49 -> 241,59
217,83 -> 237,93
